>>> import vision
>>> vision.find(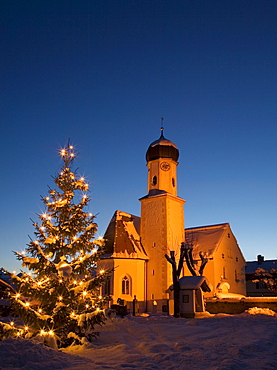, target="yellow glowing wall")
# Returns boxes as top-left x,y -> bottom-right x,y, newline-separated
98,258 -> 146,311
140,193 -> 185,311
